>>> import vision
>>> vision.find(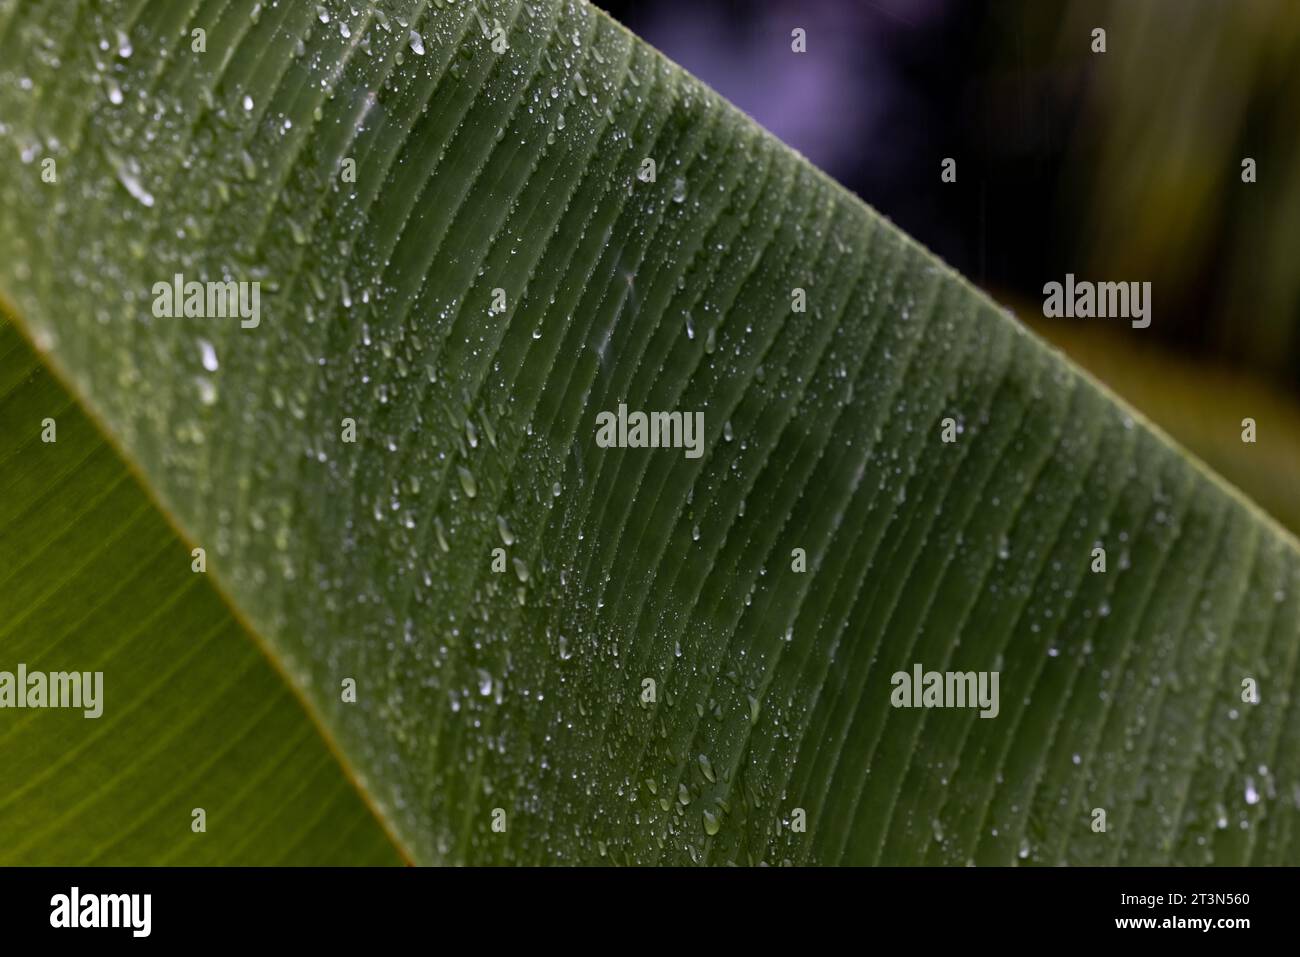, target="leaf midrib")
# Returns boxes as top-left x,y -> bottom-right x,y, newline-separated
0,293 -> 415,865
